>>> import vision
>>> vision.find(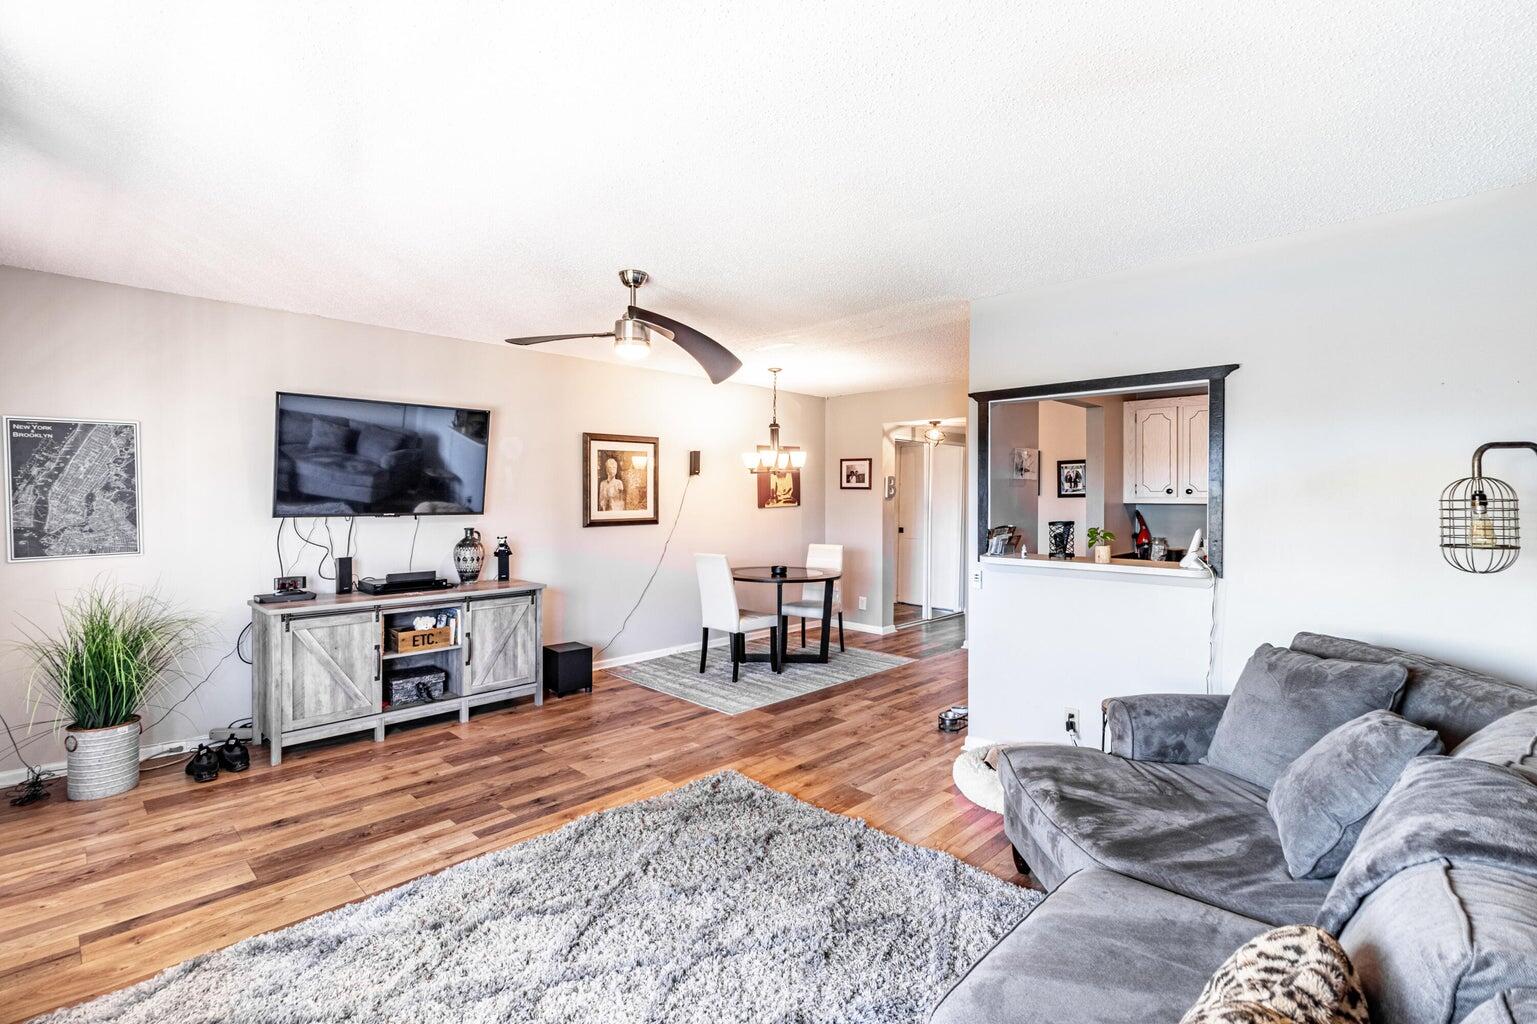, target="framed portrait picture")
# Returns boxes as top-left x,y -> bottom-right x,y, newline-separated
1057,459 -> 1087,498
582,433 -> 659,527
839,457 -> 872,490
6,416 -> 142,561
757,469 -> 801,509
1010,446 -> 1039,481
